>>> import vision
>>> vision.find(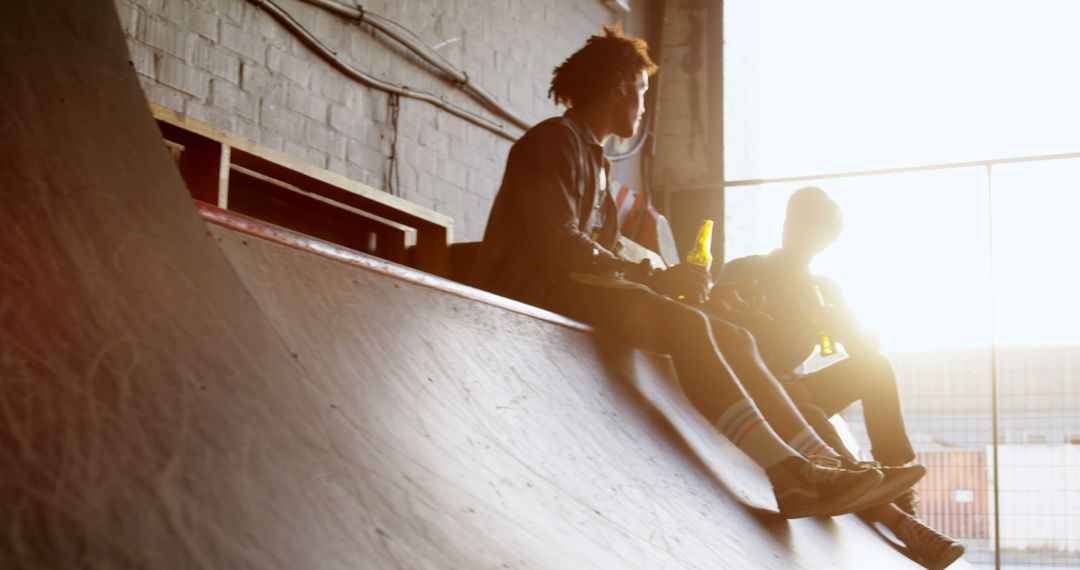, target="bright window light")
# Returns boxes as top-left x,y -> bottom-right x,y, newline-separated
723,0 -> 1080,352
